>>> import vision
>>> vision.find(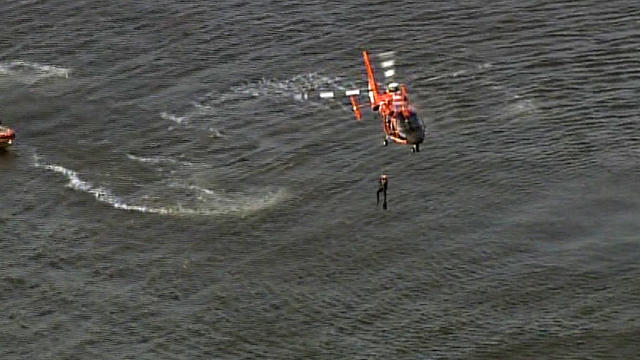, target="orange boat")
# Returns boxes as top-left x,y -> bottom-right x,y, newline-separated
0,123 -> 16,149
